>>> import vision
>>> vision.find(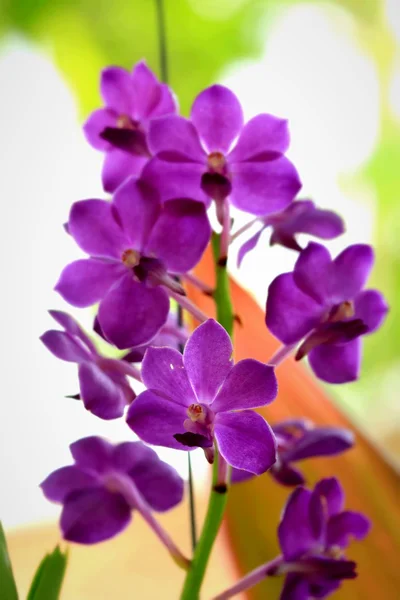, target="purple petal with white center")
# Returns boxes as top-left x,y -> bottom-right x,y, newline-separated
214,410 -> 276,474
114,442 -> 184,511
41,330 -> 90,363
61,488 -> 131,544
354,289 -> 388,332
68,199 -> 128,259
229,156 -> 301,216
190,85 -> 243,153
142,156 -> 208,204
237,228 -> 264,267
55,259 -> 124,308
281,574 -> 309,600
314,477 -> 344,516
98,275 -> 170,349
211,359 -> 277,412
308,338 -> 361,384
126,390 -> 189,450
183,319 -> 233,403
70,436 -> 114,473
146,199 -> 210,273
141,347 -> 195,407
102,149 -> 147,193
113,177 -> 161,251
293,243 -> 332,304
48,310 -> 96,353
130,61 -> 162,119
41,466 -> 99,503
331,244 -> 374,302
83,108 -> 117,150
148,115 -> 205,161
266,273 -> 324,344
229,114 -> 290,161
78,362 -> 127,420
278,487 -> 315,560
283,427 -> 354,462
101,66 -> 133,113
151,83 -> 177,118
327,511 -> 371,548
